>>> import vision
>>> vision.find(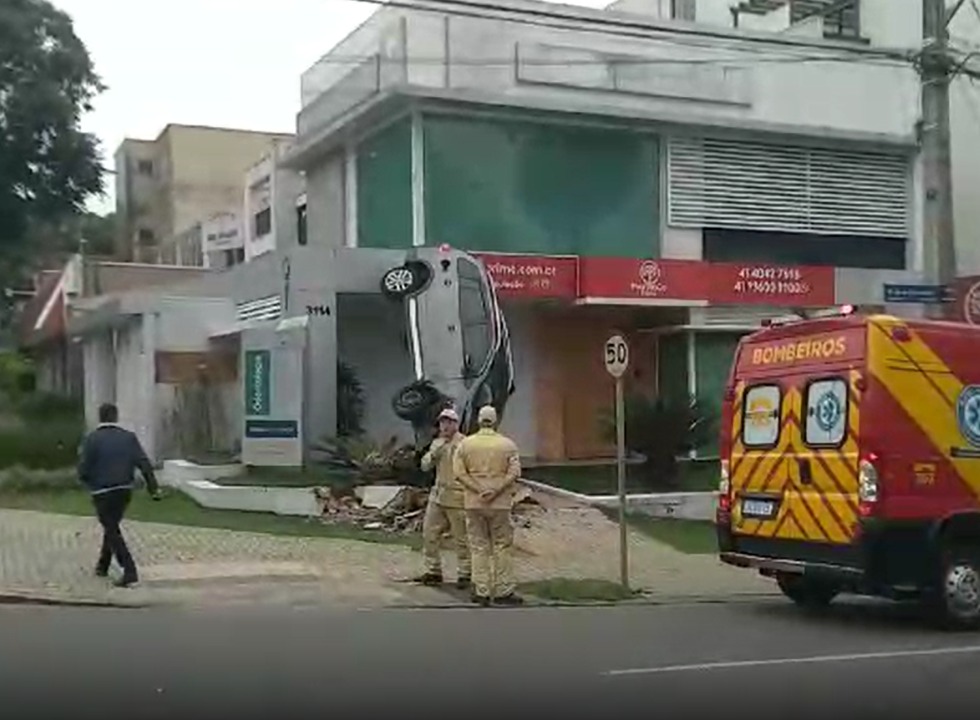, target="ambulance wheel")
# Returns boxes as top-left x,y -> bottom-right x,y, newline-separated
776,573 -> 839,609
927,548 -> 980,631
